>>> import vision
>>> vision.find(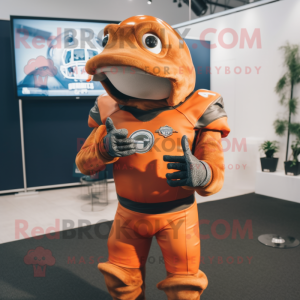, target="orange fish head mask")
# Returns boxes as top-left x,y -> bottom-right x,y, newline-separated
85,15 -> 195,107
